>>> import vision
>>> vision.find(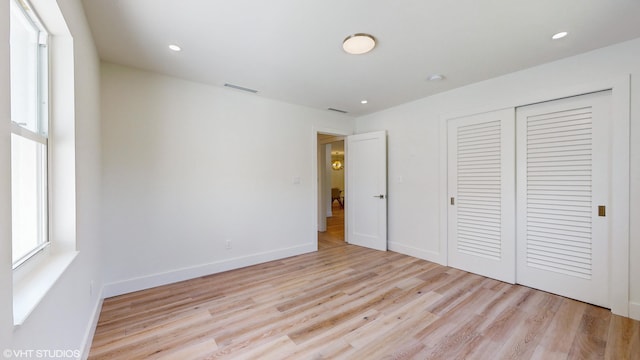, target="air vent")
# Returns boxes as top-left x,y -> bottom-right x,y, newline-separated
224,83 -> 258,93
328,108 -> 348,114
